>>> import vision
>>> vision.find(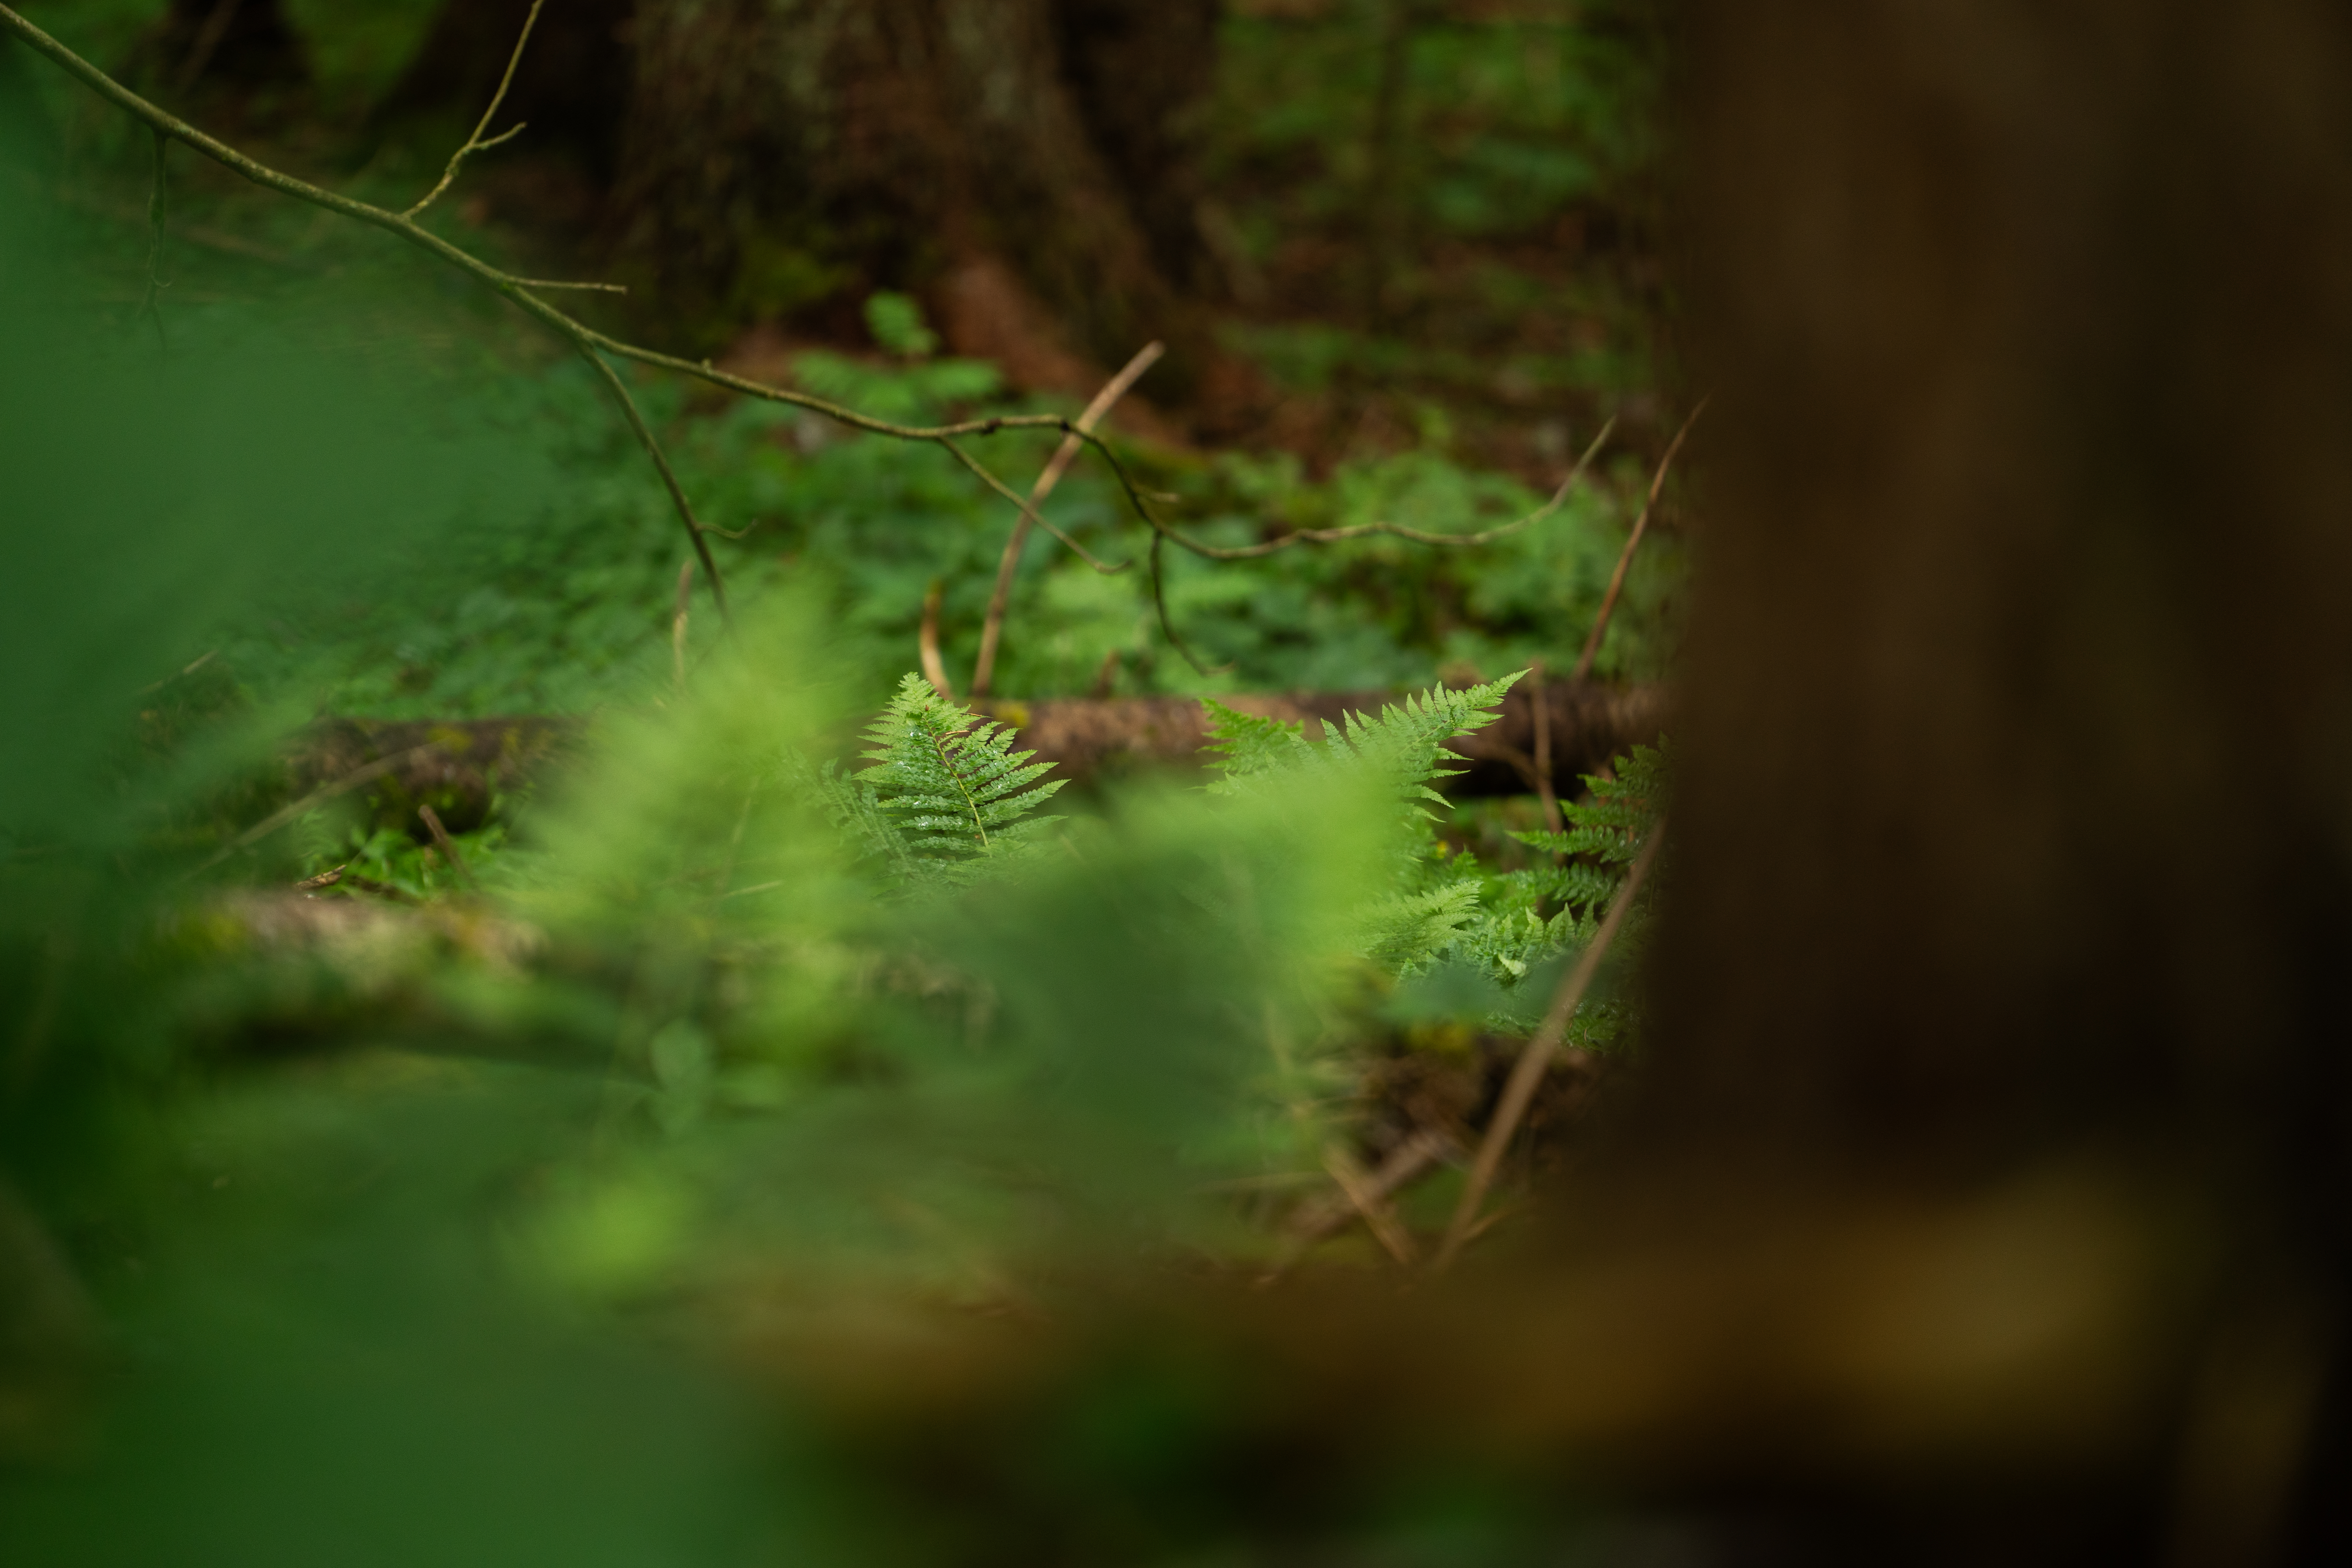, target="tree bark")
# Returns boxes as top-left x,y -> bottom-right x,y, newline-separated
379,0 -> 1221,386
612,0 -> 1217,379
